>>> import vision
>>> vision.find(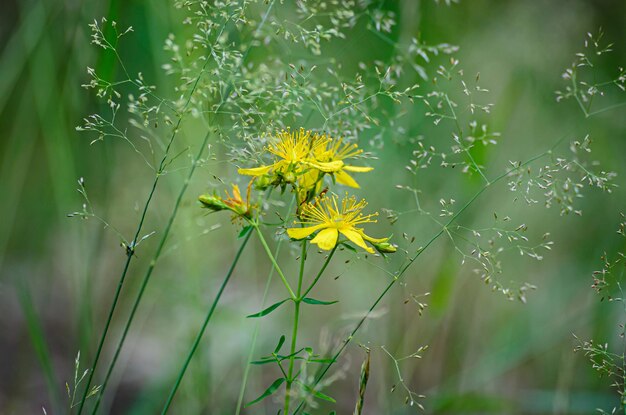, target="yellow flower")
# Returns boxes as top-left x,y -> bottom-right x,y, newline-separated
223,184 -> 252,217
293,135 -> 374,205
199,183 -> 254,219
238,129 -> 343,178
314,137 -> 373,188
286,194 -> 389,254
